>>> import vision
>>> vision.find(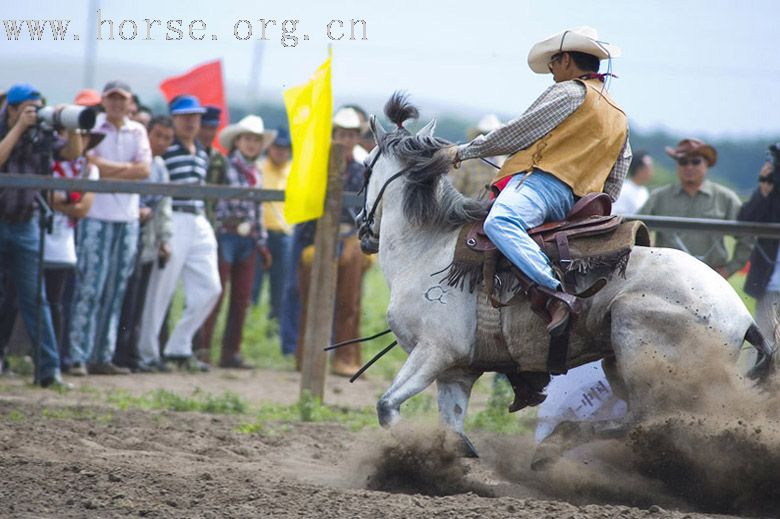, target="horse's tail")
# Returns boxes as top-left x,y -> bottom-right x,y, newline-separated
745,323 -> 777,382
